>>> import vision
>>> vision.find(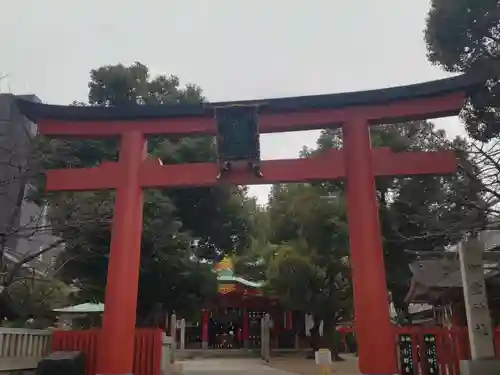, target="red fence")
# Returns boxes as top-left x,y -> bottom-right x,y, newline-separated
337,326 -> 500,375
51,328 -> 163,375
